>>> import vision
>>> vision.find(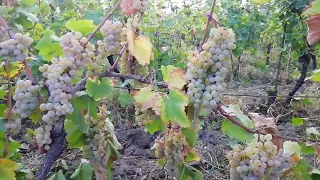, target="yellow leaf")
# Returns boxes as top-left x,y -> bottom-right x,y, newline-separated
133,86 -> 161,115
127,29 -> 153,66
0,62 -> 24,78
167,69 -> 186,90
0,158 -> 19,180
250,0 -> 270,4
